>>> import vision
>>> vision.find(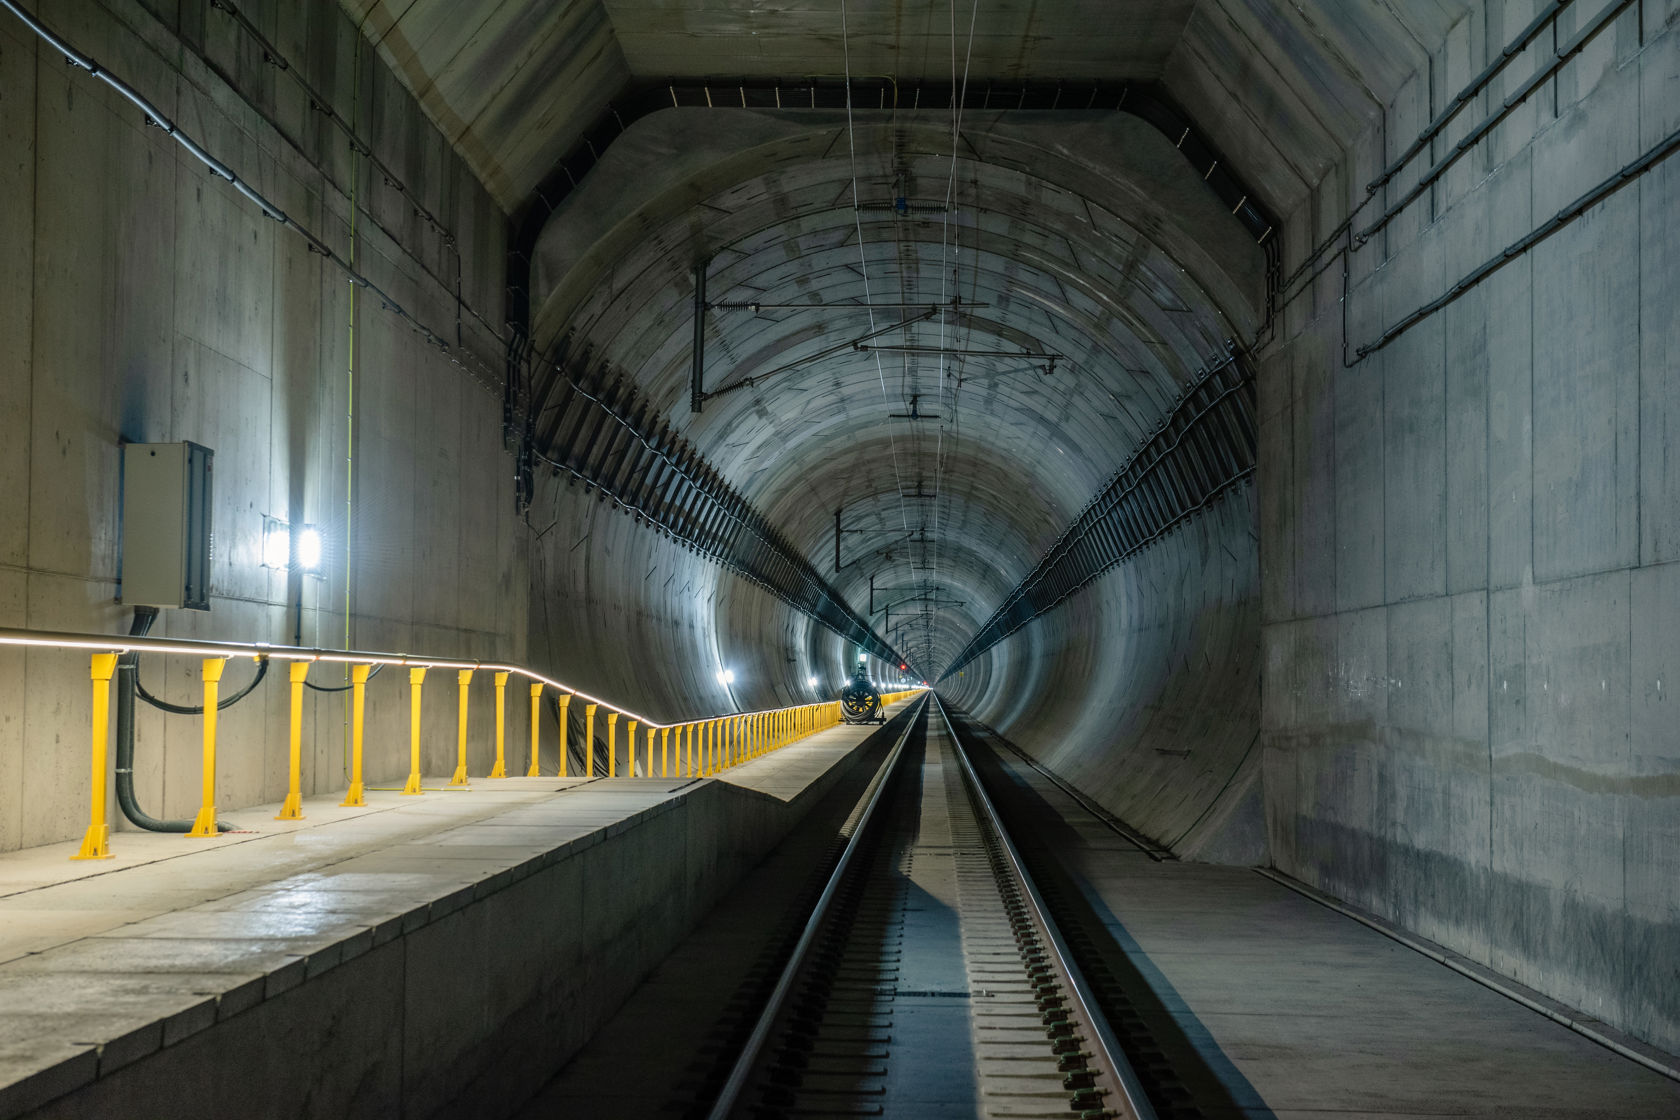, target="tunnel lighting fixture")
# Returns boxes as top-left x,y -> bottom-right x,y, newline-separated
296,525 -> 323,575
716,669 -> 735,686
807,676 -> 818,688
857,653 -> 867,664
261,516 -> 290,570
